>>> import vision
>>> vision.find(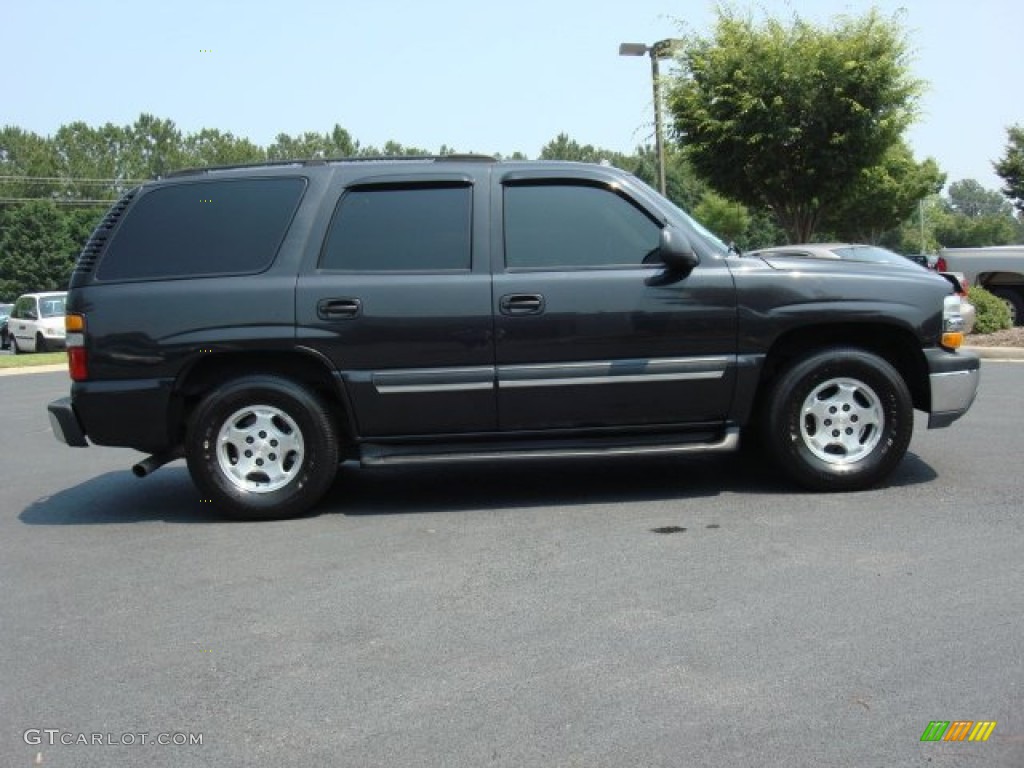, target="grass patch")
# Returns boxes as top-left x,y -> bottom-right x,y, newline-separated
0,351 -> 67,369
